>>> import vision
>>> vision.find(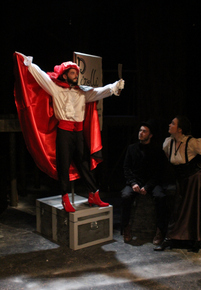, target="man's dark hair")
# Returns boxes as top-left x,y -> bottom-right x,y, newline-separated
57,69 -> 70,81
